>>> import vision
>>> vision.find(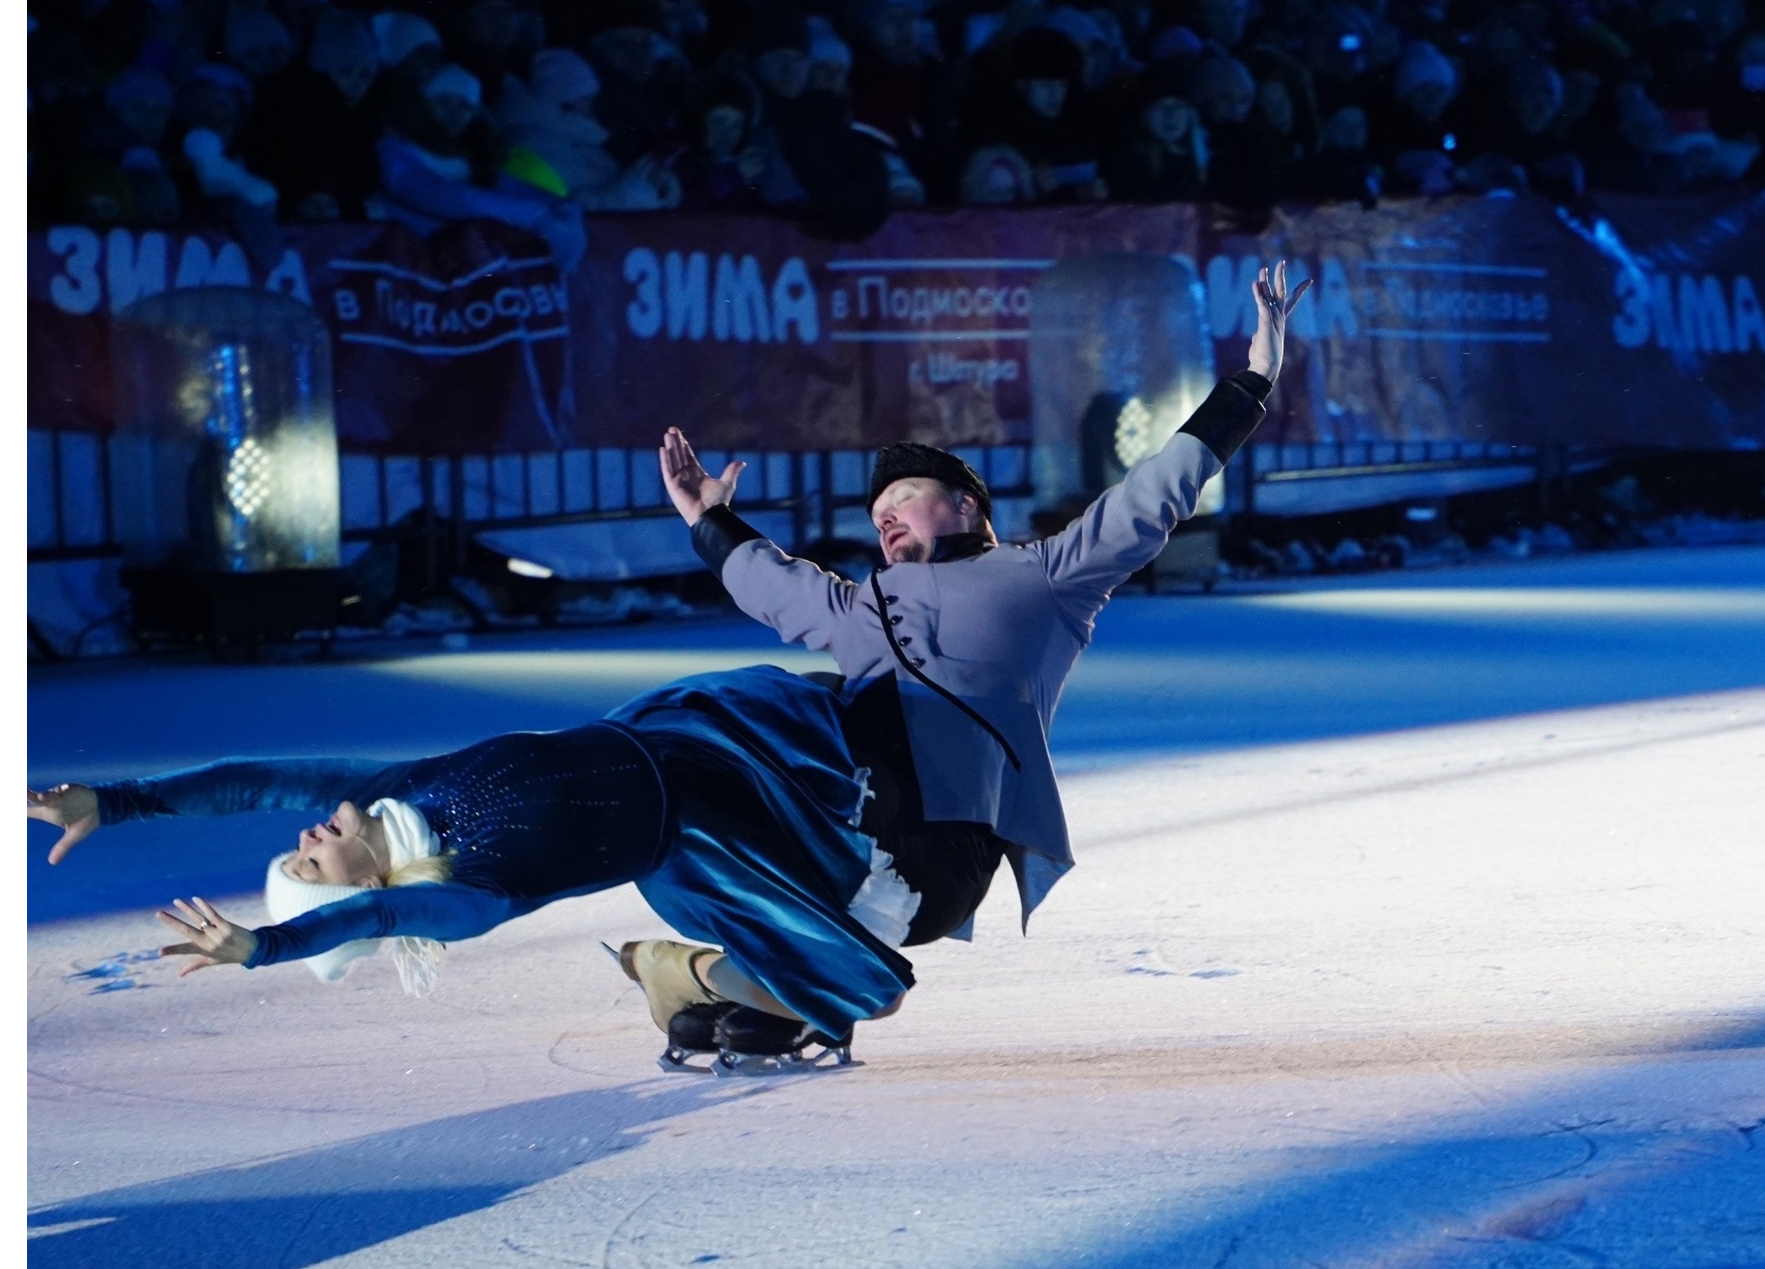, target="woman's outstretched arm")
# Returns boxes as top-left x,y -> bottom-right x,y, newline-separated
246,883 -> 516,967
28,757 -> 407,865
158,883 -> 519,974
